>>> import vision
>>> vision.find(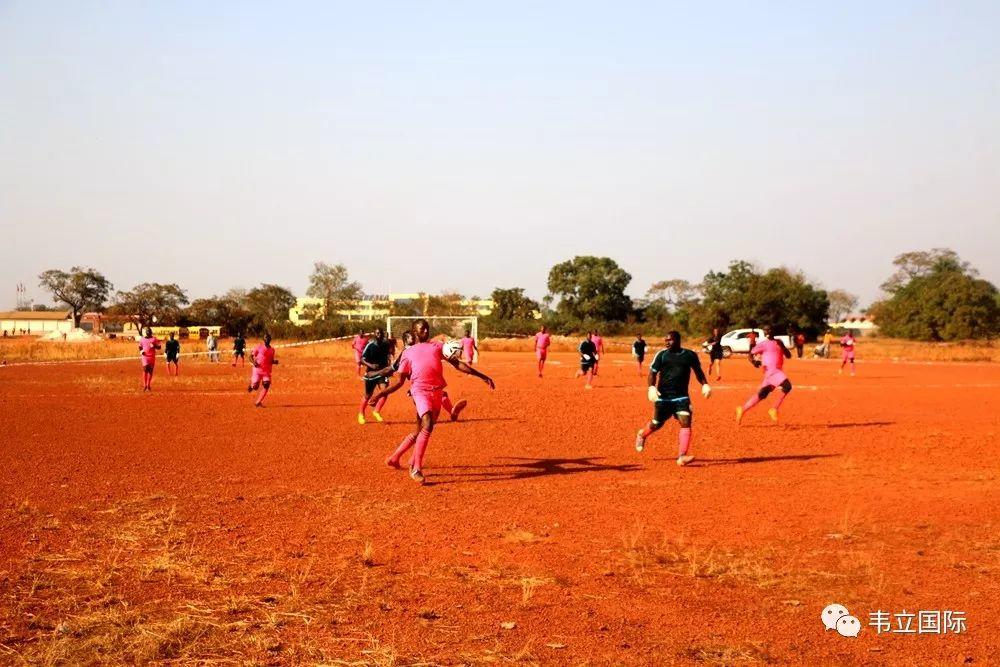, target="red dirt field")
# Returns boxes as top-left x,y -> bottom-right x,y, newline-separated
2,348 -> 999,664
